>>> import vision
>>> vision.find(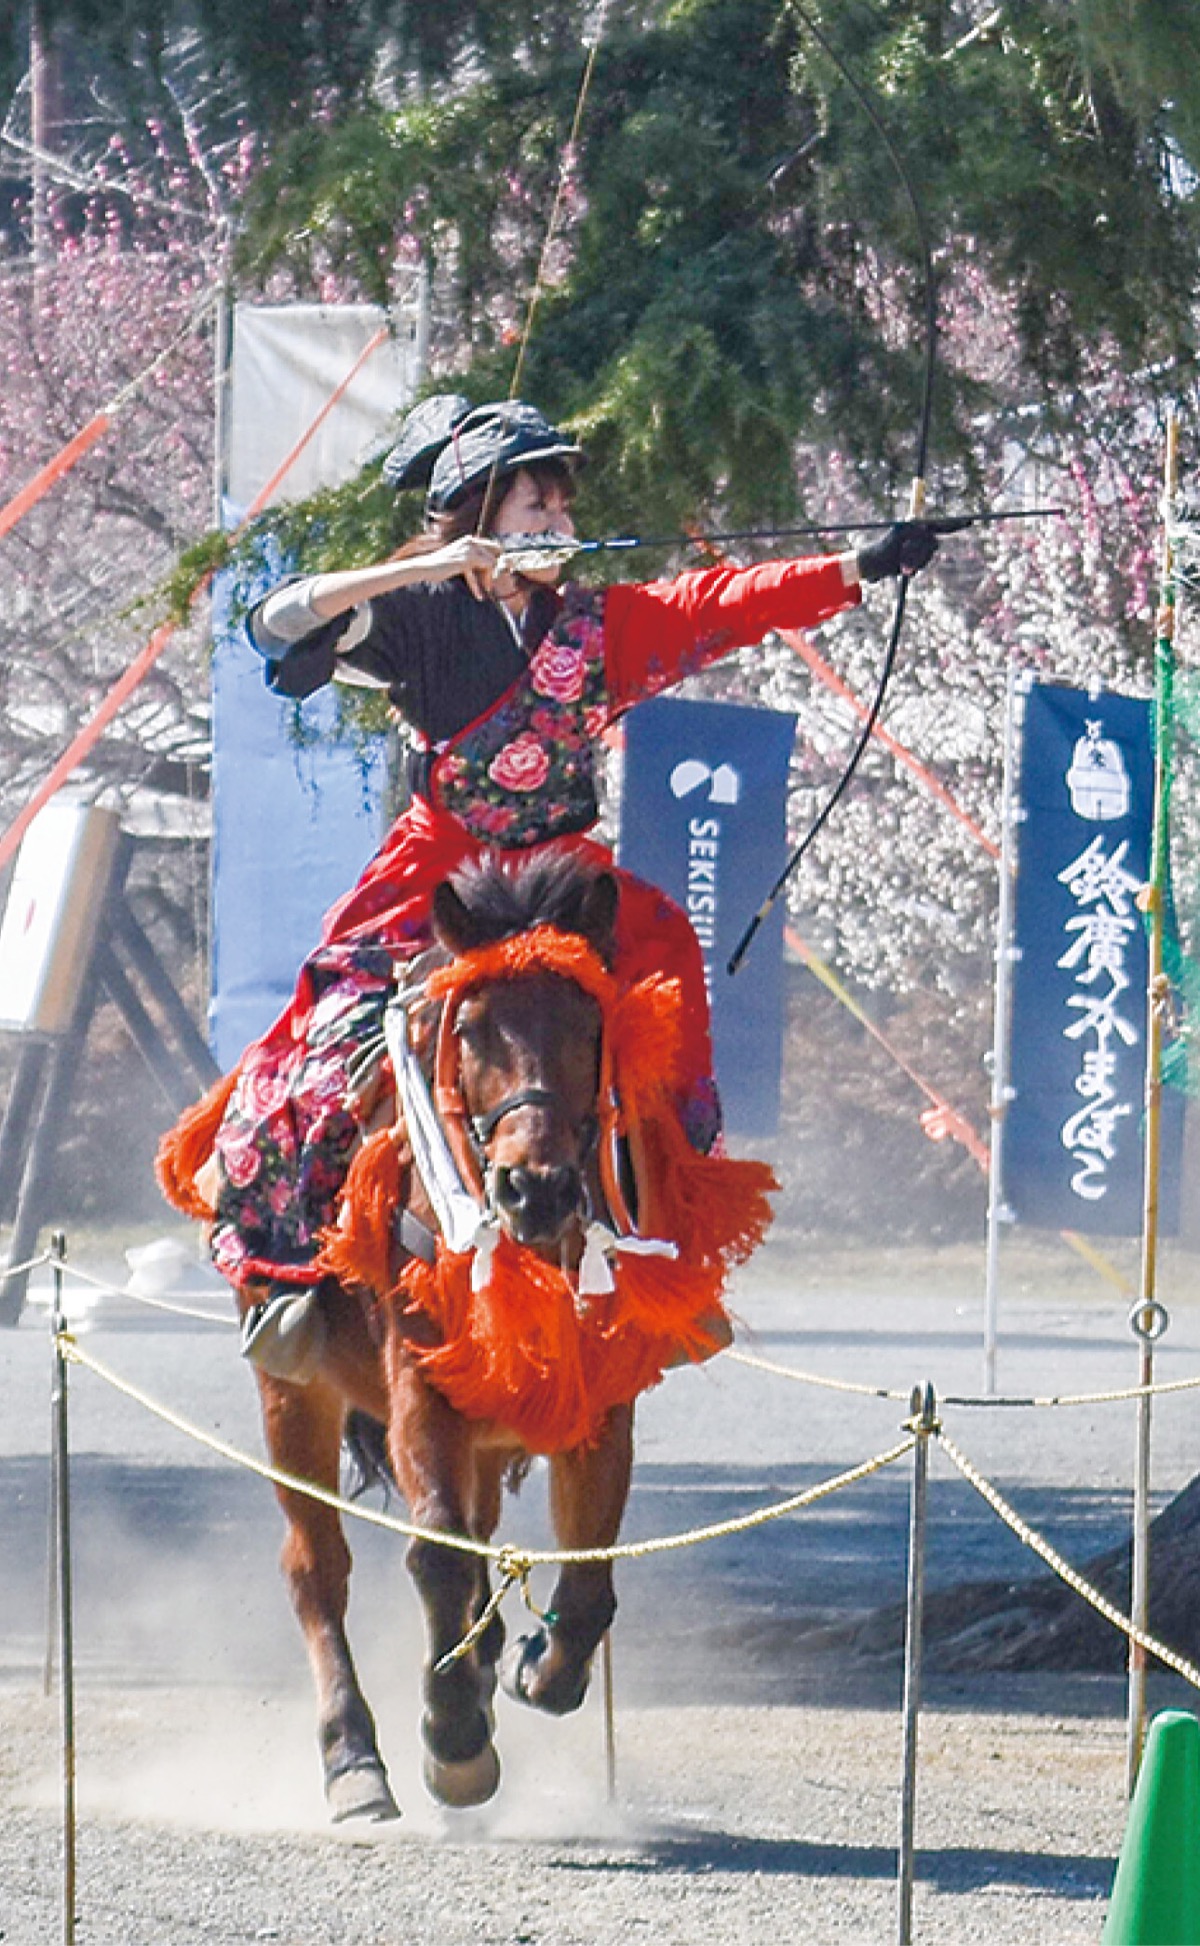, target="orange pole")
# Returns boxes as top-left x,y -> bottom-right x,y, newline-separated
785,923 -> 990,1172
779,626 -> 1000,859
0,413 -> 112,540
